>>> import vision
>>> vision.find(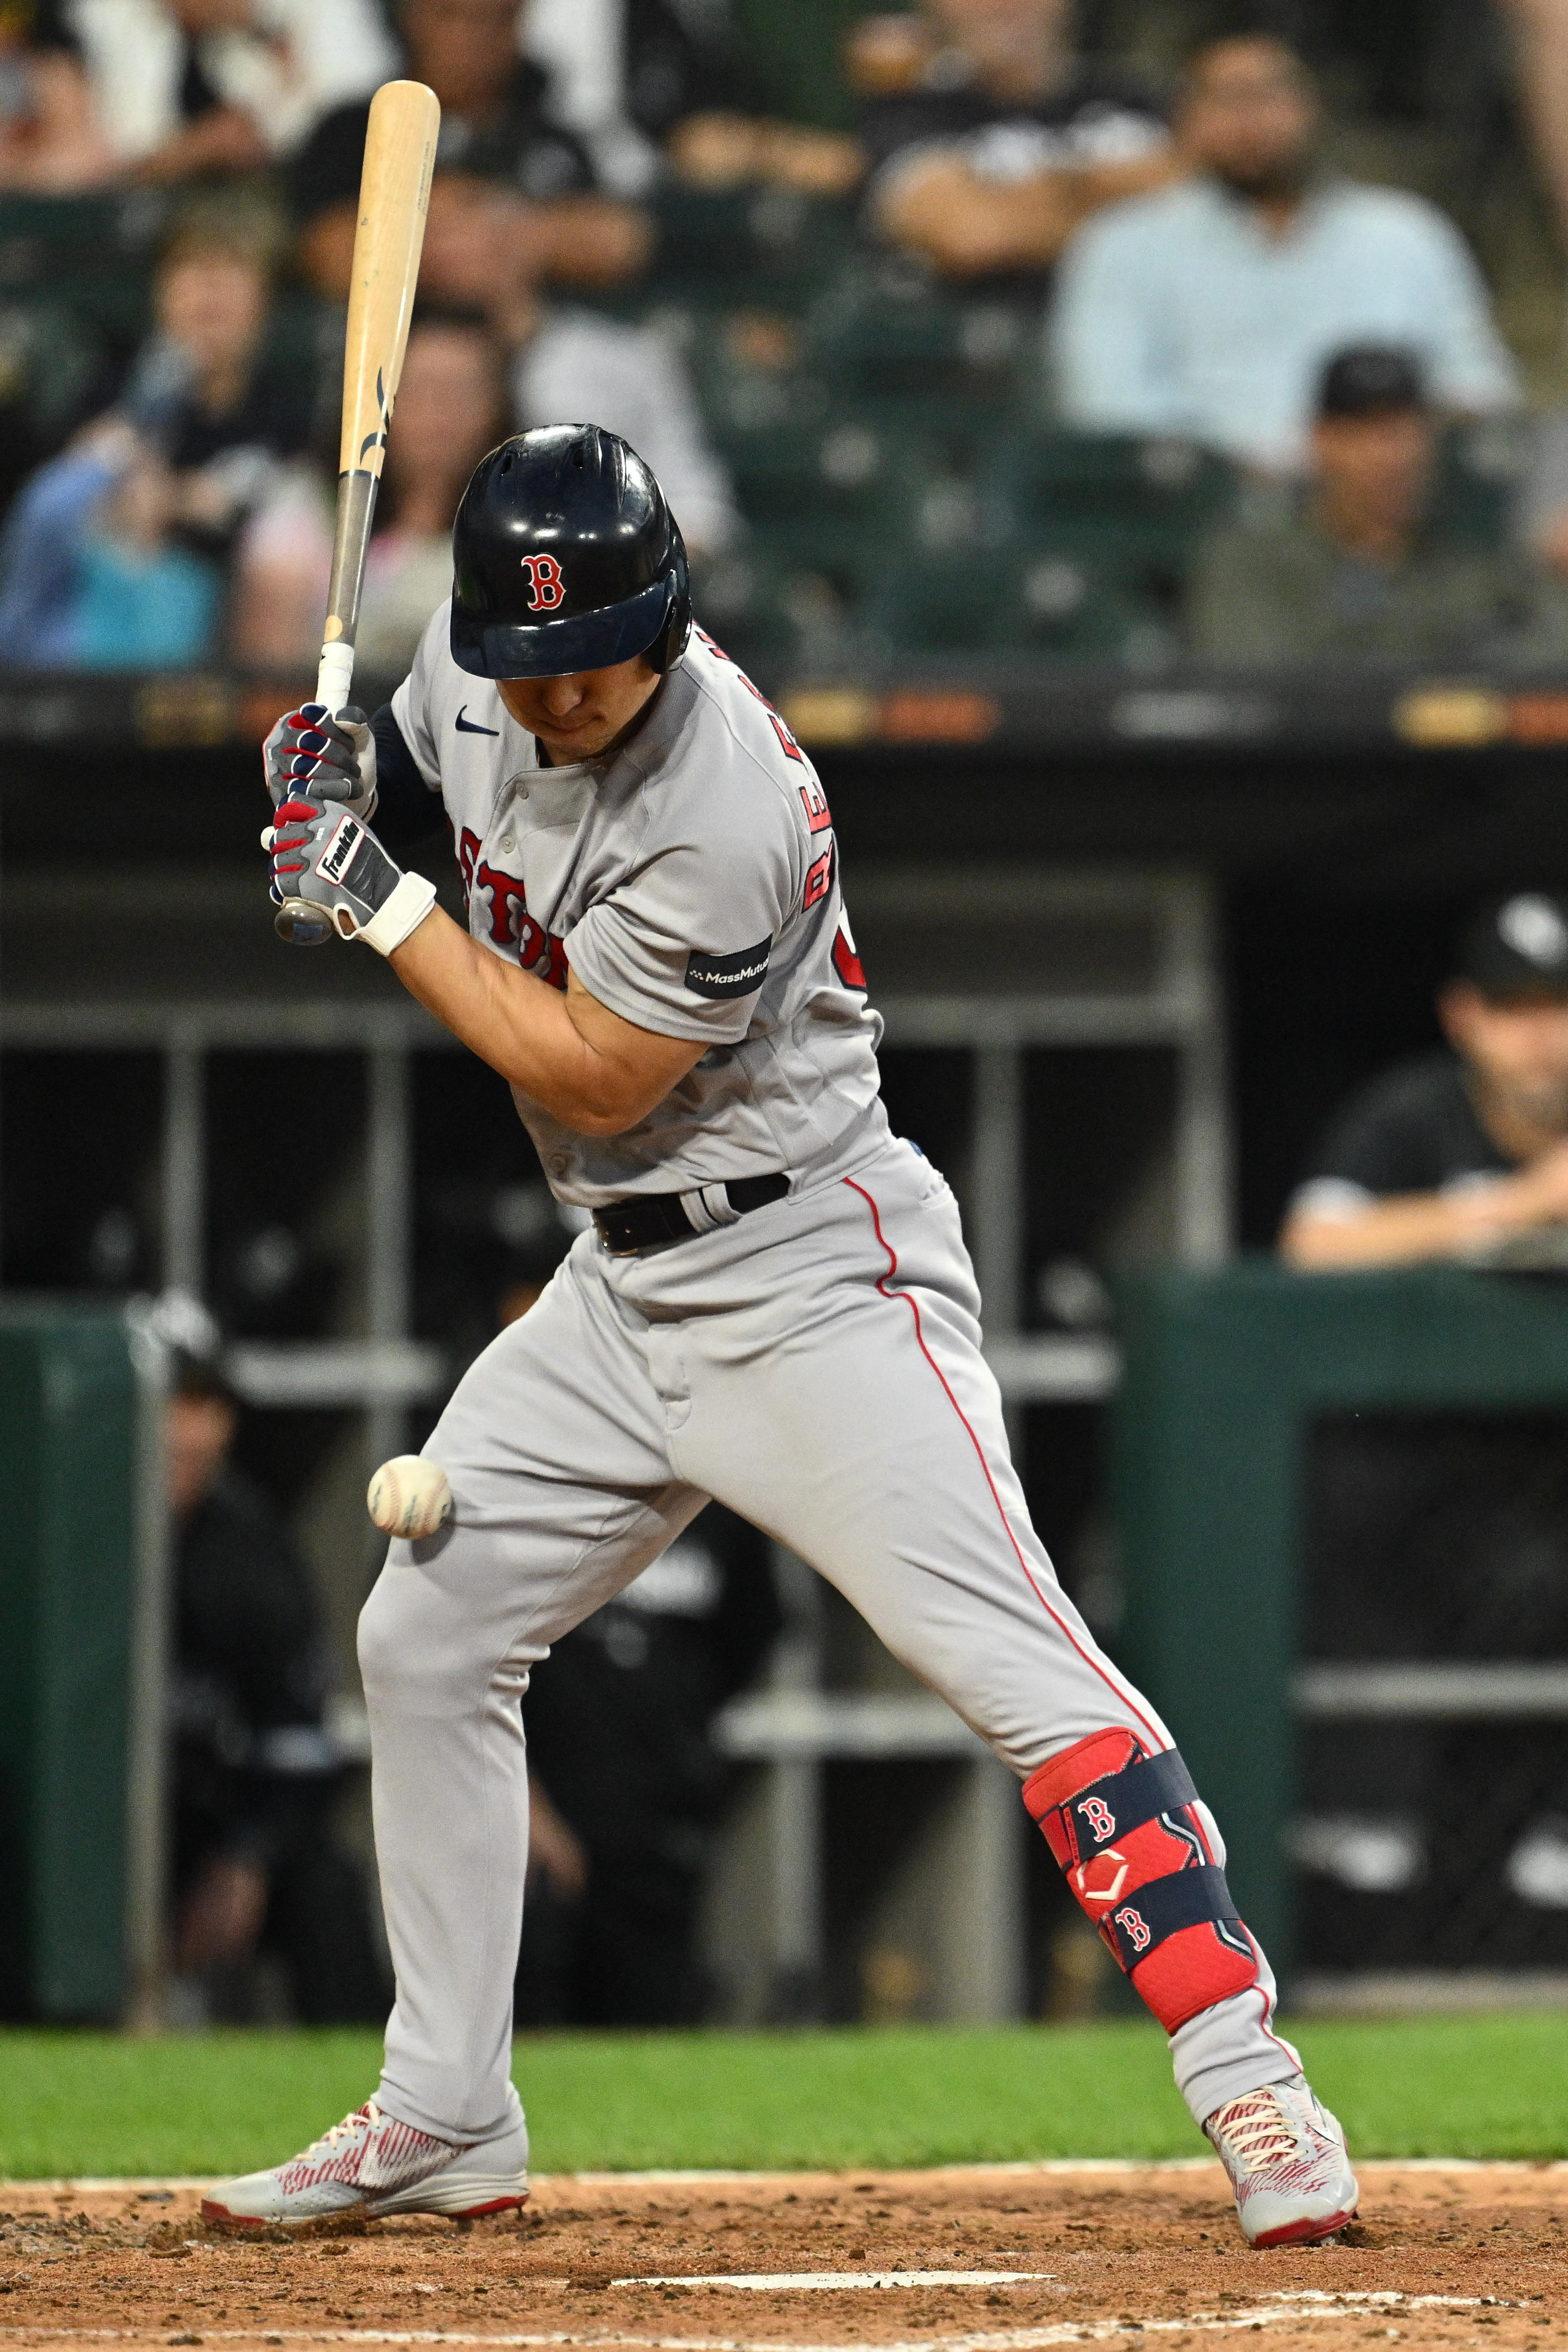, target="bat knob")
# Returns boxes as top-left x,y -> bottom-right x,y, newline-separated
275,901 -> 332,947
